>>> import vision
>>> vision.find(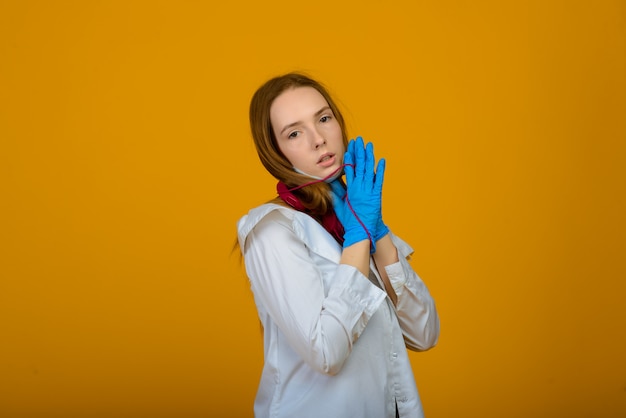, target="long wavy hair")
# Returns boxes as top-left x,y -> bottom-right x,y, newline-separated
249,72 -> 349,215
